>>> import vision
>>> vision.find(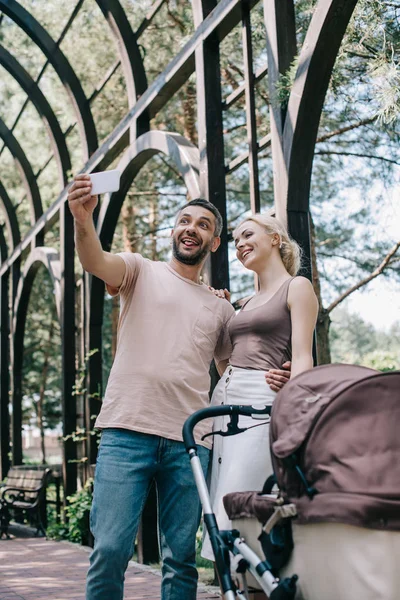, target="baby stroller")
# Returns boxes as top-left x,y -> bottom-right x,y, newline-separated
183,403 -> 299,599
183,364 -> 400,600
